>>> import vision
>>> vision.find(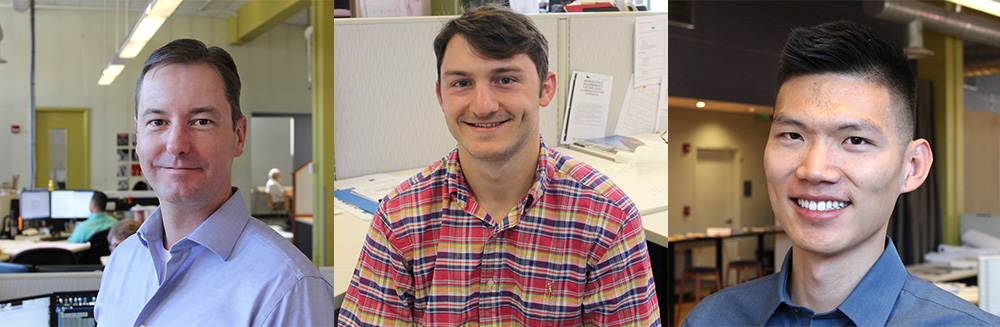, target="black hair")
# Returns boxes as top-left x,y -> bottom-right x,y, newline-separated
91,191 -> 108,213
777,21 -> 915,141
